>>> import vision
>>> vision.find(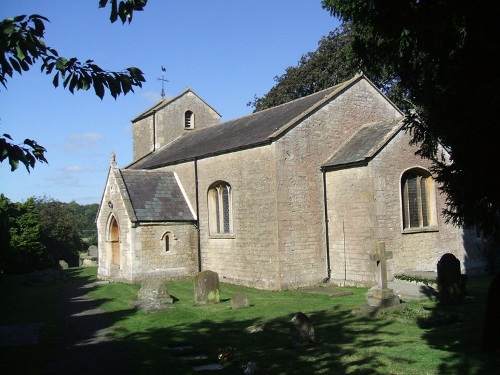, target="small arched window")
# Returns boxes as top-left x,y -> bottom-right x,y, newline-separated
208,182 -> 233,234
161,231 -> 173,252
401,168 -> 437,230
185,110 -> 194,129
